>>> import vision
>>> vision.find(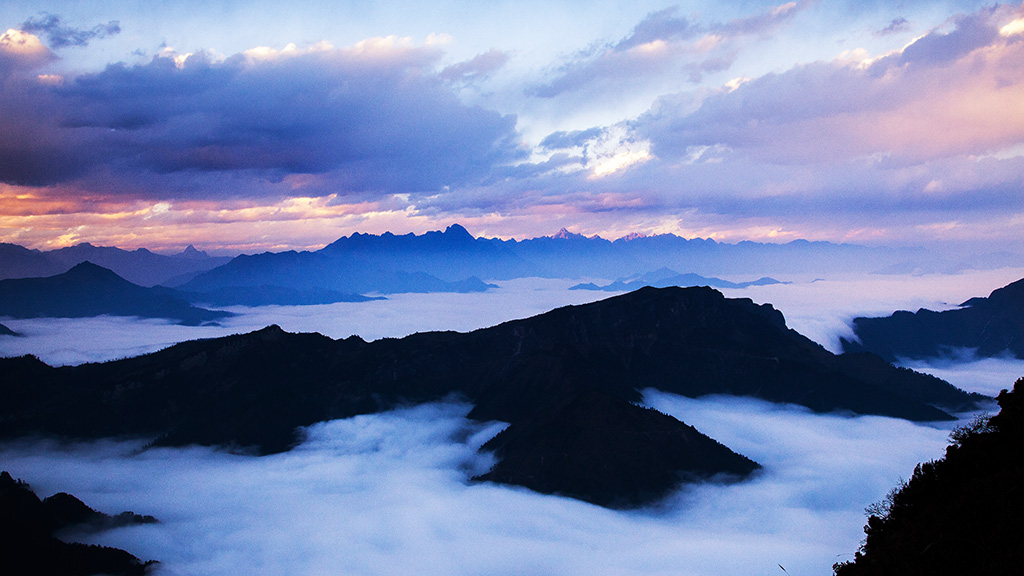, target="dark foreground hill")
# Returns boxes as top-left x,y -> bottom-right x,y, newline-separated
0,262 -> 233,326
834,376 -> 1024,576
0,287 -> 981,506
842,277 -> 1024,362
0,471 -> 157,576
